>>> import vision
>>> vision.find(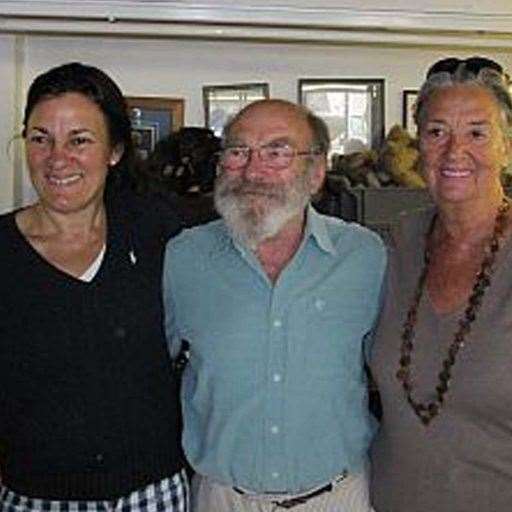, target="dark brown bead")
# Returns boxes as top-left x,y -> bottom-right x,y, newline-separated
459,323 -> 471,335
469,296 -> 481,307
415,403 -> 426,412
428,403 -> 439,415
400,355 -> 411,366
439,370 -> 451,382
396,368 -> 408,380
436,380 -> 447,391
